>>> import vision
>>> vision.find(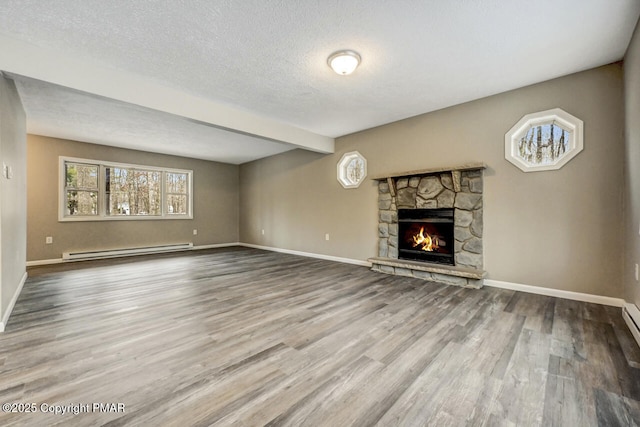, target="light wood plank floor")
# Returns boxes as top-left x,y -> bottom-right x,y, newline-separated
1,247 -> 639,426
